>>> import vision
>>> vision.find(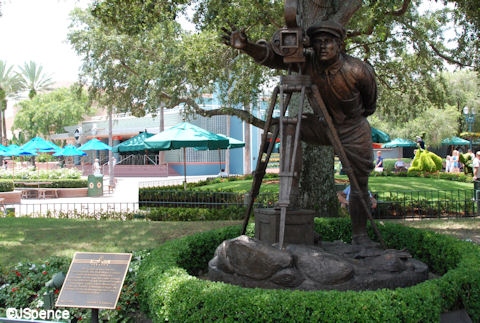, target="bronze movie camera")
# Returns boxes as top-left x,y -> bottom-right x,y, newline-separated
271,0 -> 309,63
